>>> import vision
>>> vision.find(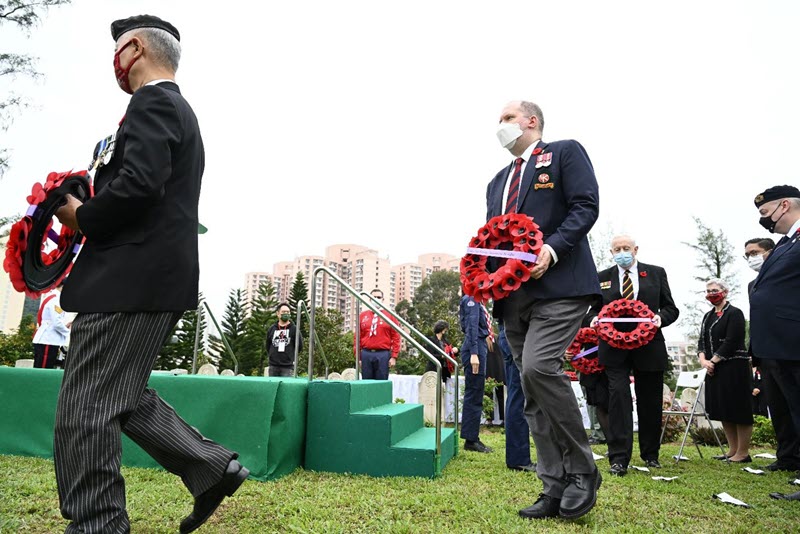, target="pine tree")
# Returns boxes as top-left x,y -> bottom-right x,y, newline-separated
155,293 -> 208,371
244,280 -> 279,375
288,272 -> 309,316
208,289 -> 248,373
